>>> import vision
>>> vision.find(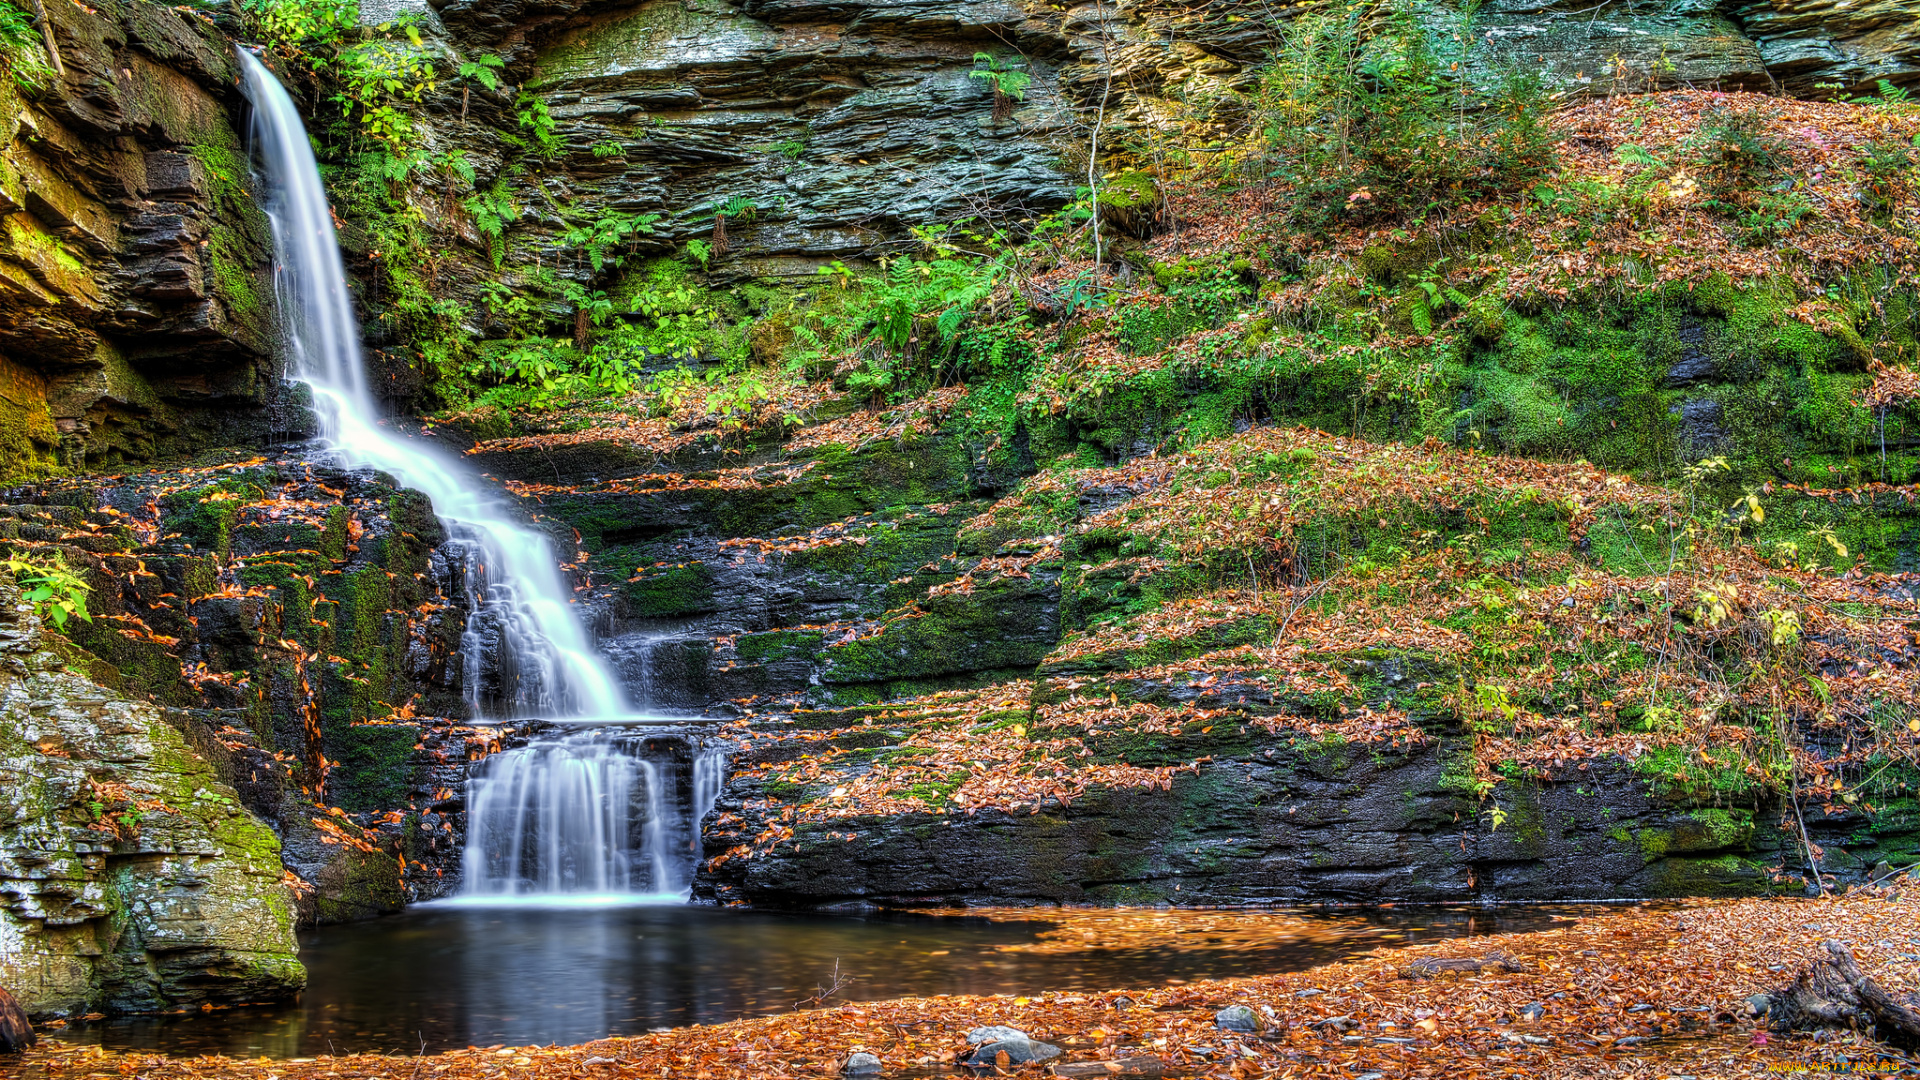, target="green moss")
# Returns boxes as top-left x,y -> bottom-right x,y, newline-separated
1650,853 -> 1783,897
323,723 -> 420,812
160,478 -> 265,558
1674,807 -> 1754,850
0,358 -> 60,483
736,629 -> 826,665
